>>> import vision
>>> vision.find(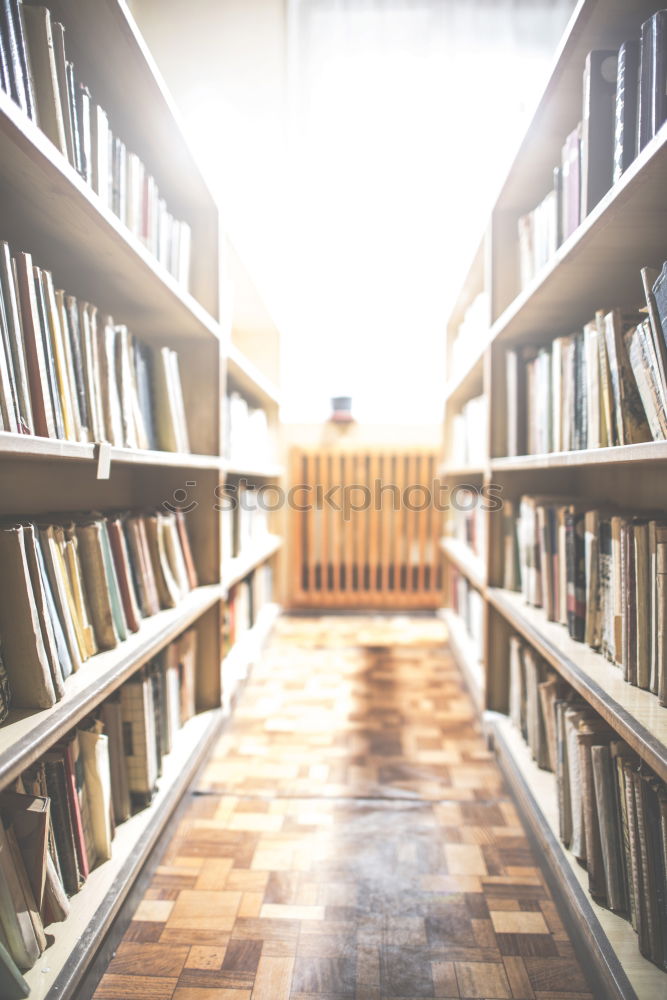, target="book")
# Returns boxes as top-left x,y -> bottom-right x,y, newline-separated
0,819 -> 41,970
77,722 -> 113,863
614,40 -> 640,182
581,50 -> 618,217
0,938 -> 28,998
20,4 -> 66,155
100,694 -> 130,825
